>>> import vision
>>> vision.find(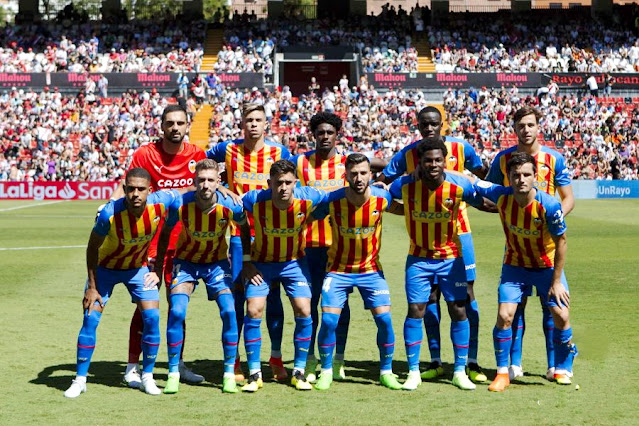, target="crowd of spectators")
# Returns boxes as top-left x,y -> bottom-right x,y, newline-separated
431,7 -> 639,73
442,86 -> 638,180
0,18 -> 204,73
